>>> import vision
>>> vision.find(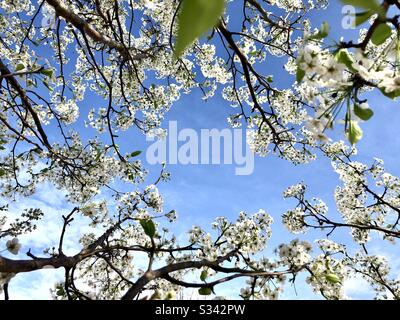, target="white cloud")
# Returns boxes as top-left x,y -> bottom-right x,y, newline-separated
343,275 -> 374,299
1,184 -> 97,299
8,269 -> 64,300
